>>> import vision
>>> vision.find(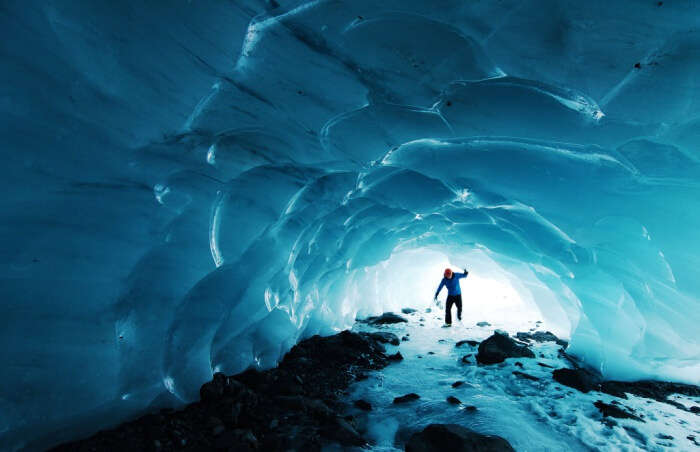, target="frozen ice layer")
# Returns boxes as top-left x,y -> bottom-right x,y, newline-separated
1,0 -> 699,449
